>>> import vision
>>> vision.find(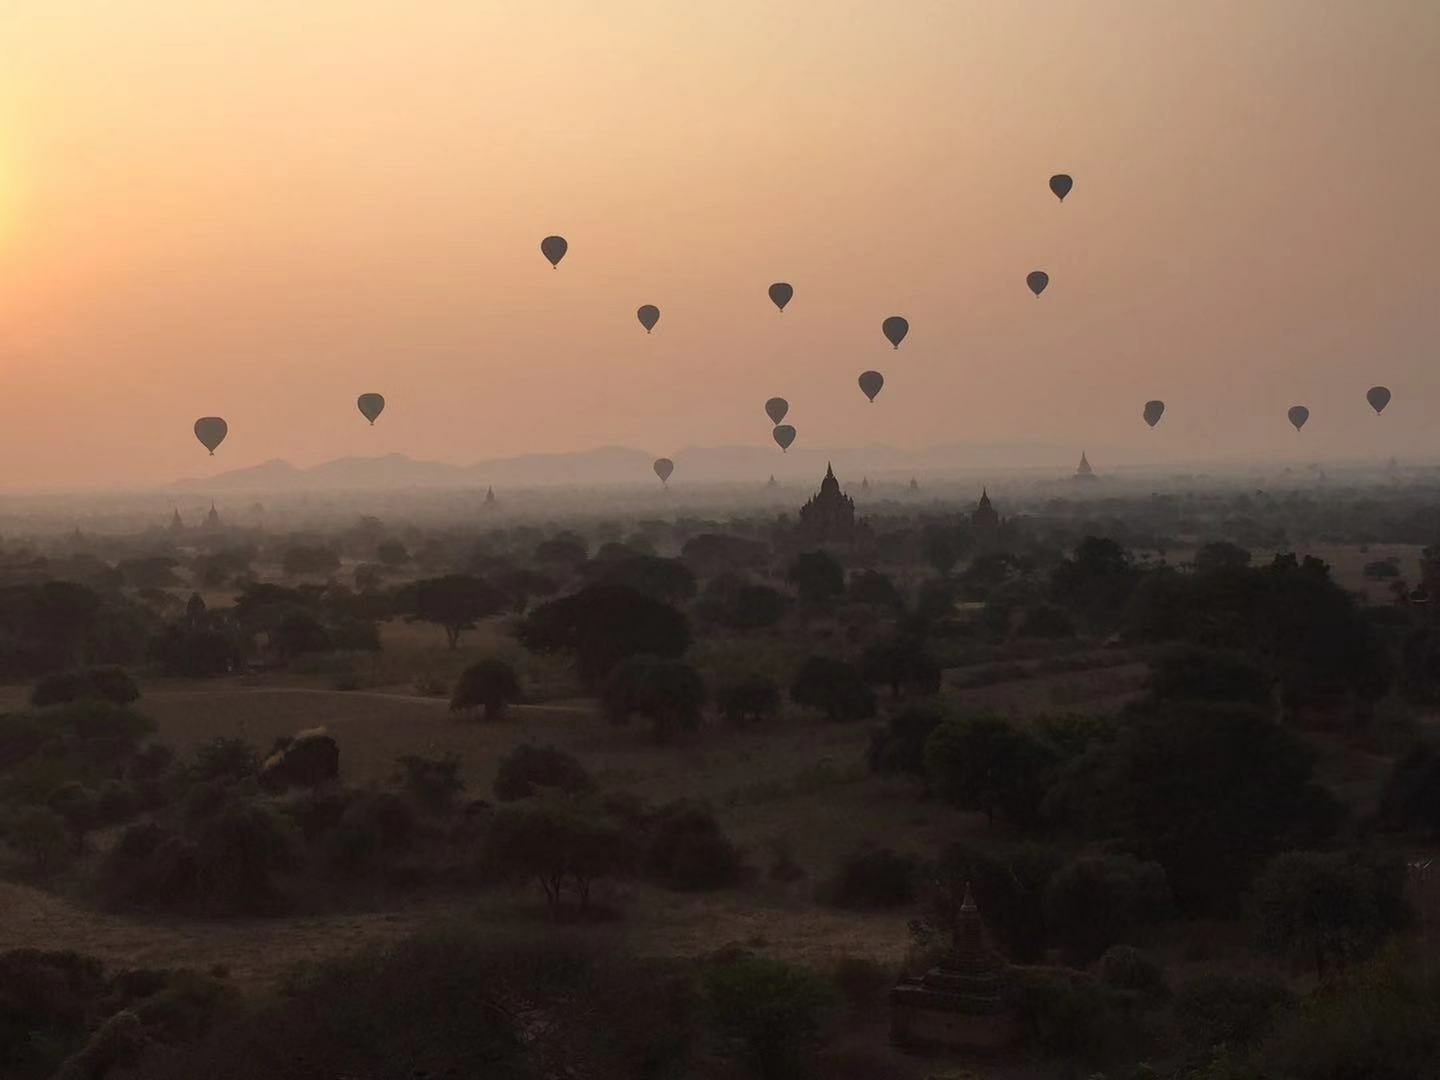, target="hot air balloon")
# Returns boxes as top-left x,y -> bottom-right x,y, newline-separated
540,235 -> 567,268
194,417 -> 228,456
1027,271 -> 1049,297
882,316 -> 909,349
357,393 -> 385,425
653,458 -> 674,484
768,283 -> 793,312
1288,405 -> 1310,431
1049,174 -> 1073,202
1367,386 -> 1392,415
1143,400 -> 1165,428
765,397 -> 789,425
637,305 -> 660,333
858,371 -> 884,402
773,425 -> 796,452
